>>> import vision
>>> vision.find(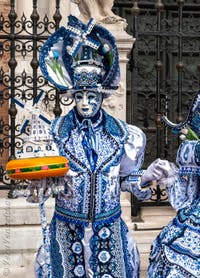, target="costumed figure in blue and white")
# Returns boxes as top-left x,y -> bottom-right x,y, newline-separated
147,92 -> 200,278
36,15 -> 168,278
